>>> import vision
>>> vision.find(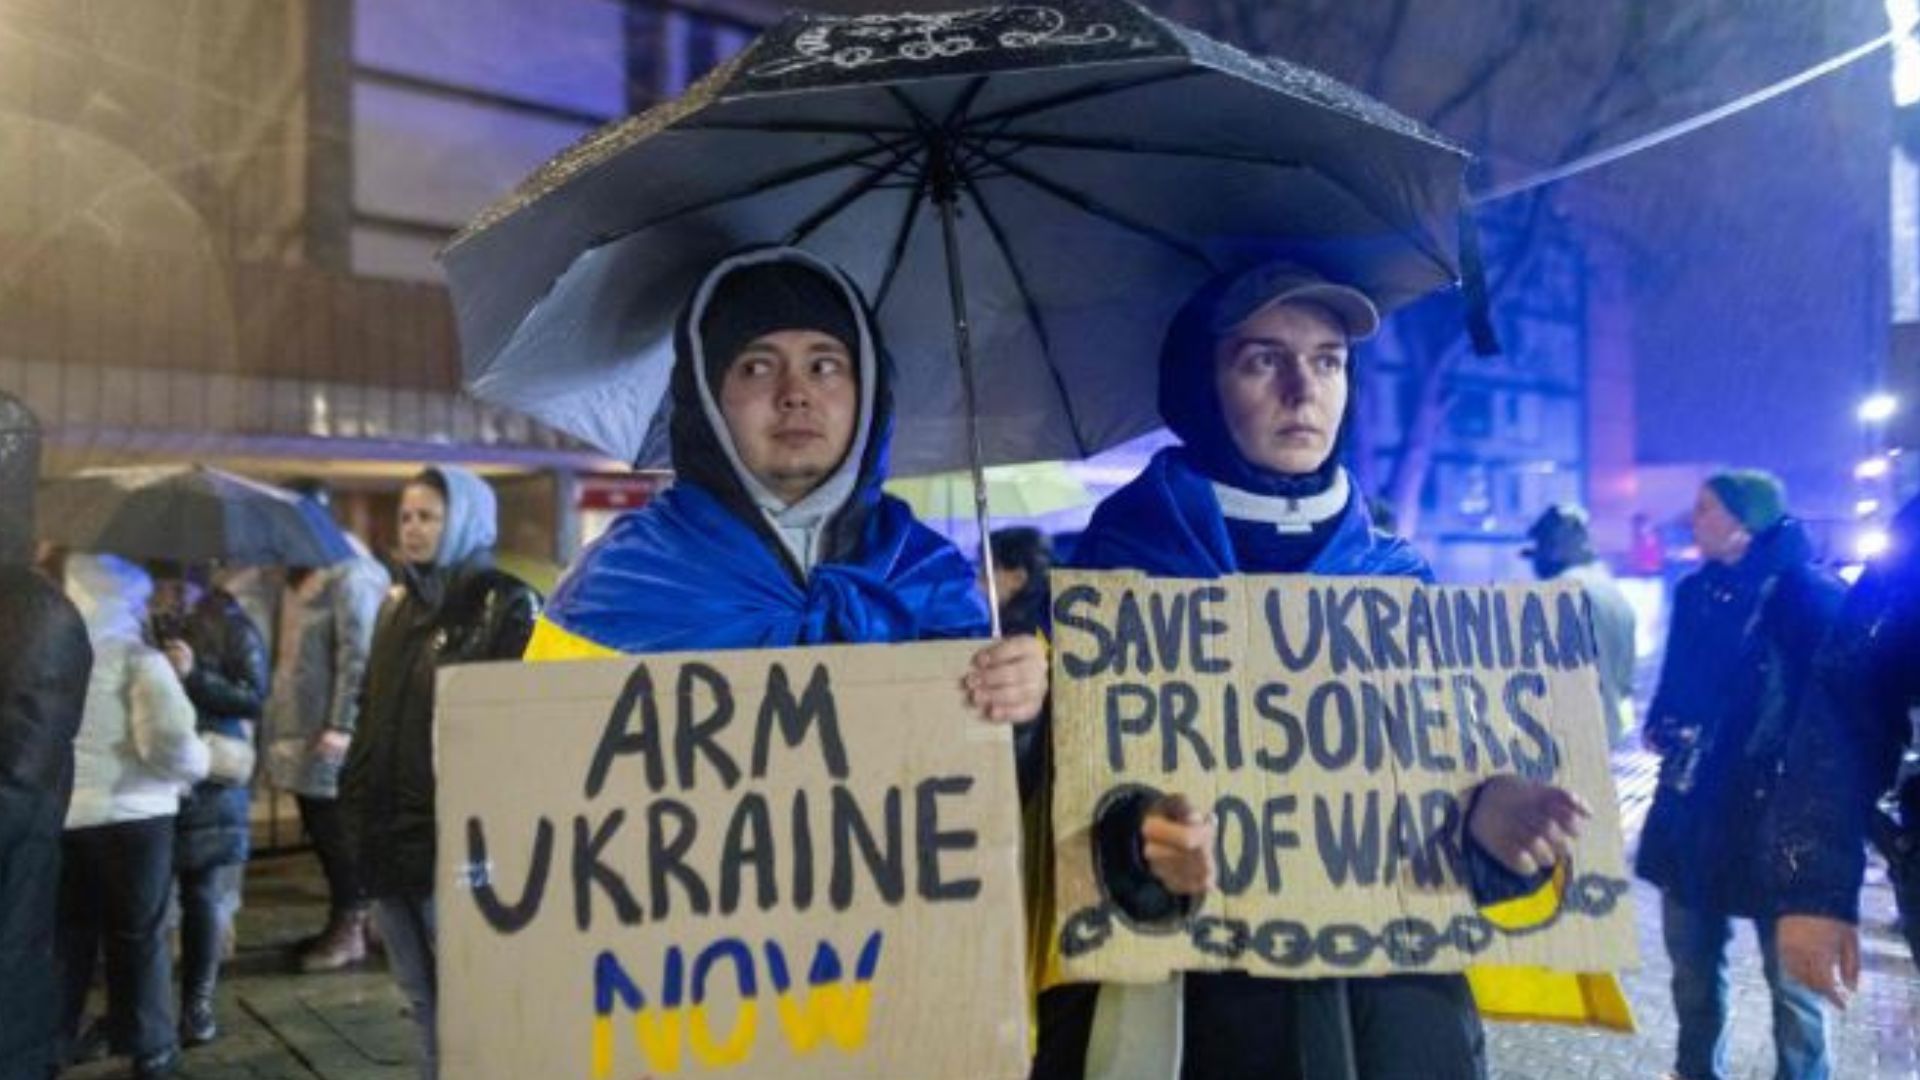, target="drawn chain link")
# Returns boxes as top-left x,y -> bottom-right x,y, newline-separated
1059,874 -> 1630,970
